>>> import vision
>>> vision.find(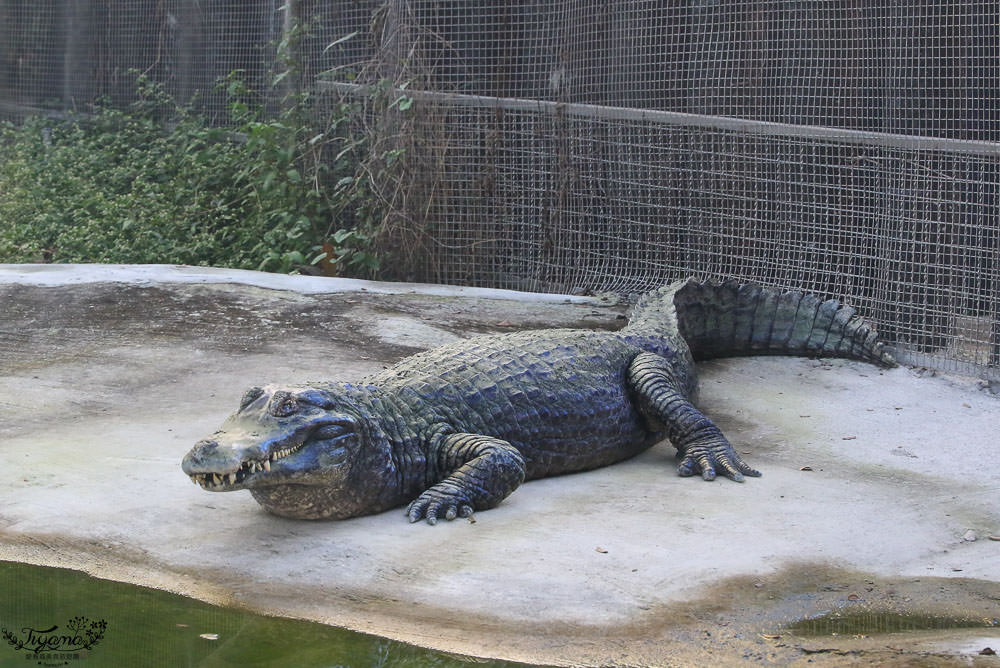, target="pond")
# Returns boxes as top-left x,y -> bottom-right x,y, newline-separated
0,561 -> 546,668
